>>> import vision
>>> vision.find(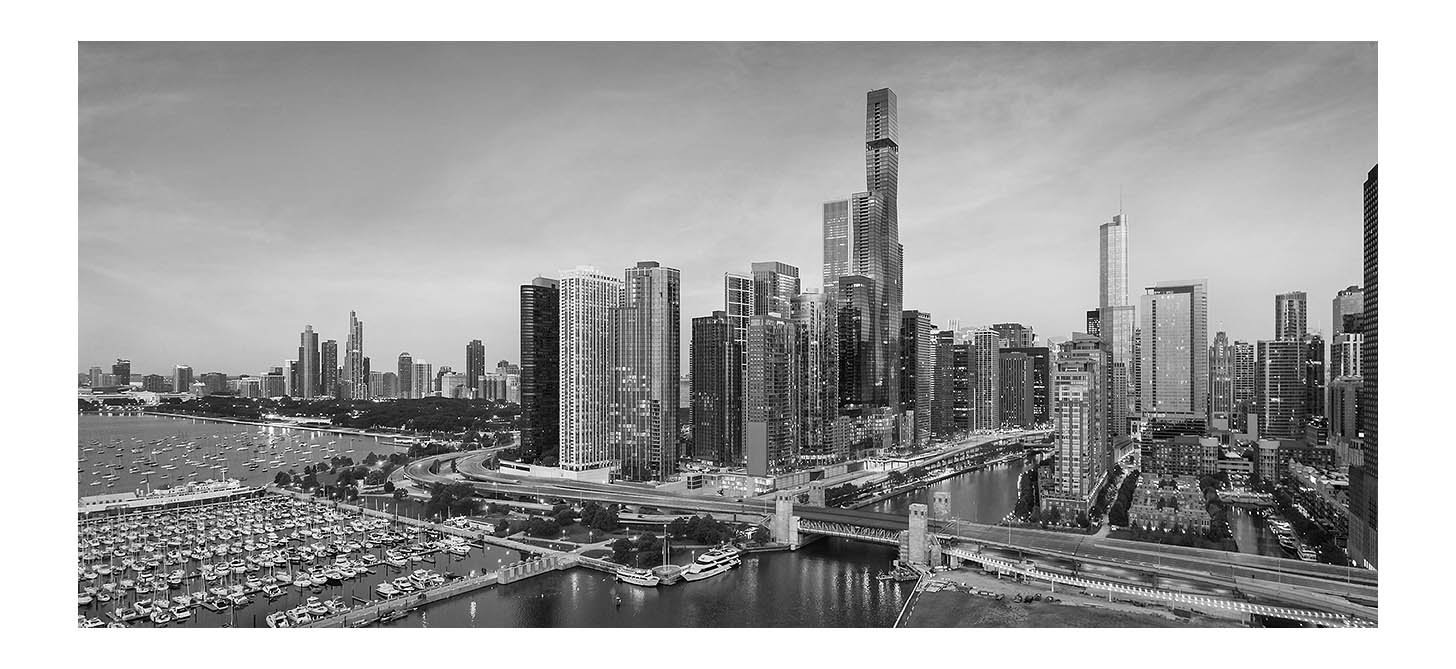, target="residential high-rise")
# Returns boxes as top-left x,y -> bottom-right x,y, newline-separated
999,351 -> 1035,428
932,330 -> 956,437
559,266 -> 620,474
465,339 -> 486,399
1085,310 -> 1101,337
199,372 -> 228,396
141,374 -> 167,392
321,340 -> 338,397
1274,291 -> 1308,342
1003,346 -> 1051,425
1044,333 -> 1107,518
521,277 -> 560,463
613,261 -> 680,481
751,261 -> 800,317
1209,331 -> 1235,423
691,311 -> 742,467
1331,286 -> 1364,385
1099,213 -> 1131,309
368,371 -> 385,398
298,325 -> 319,399
724,273 -> 753,351
173,365 -> 193,396
991,323 -> 1035,349
411,360 -> 433,399
1139,280 -> 1208,434
1231,341 -> 1256,420
1351,164 -> 1378,568
284,359 -> 297,397
1332,285 -> 1365,336
822,199 -> 851,301
900,310 -> 933,447
112,359 -> 131,386
837,274 -> 877,414
381,371 -> 398,399
1099,212 -> 1137,442
1257,339 -> 1308,440
343,311 -> 366,399
746,313 -> 799,477
969,329 -> 1001,431
396,353 -> 413,400
796,293 -> 840,463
